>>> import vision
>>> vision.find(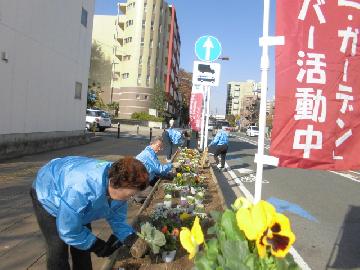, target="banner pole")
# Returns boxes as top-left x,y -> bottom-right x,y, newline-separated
199,86 -> 206,150
254,0 -> 270,203
204,86 -> 211,148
